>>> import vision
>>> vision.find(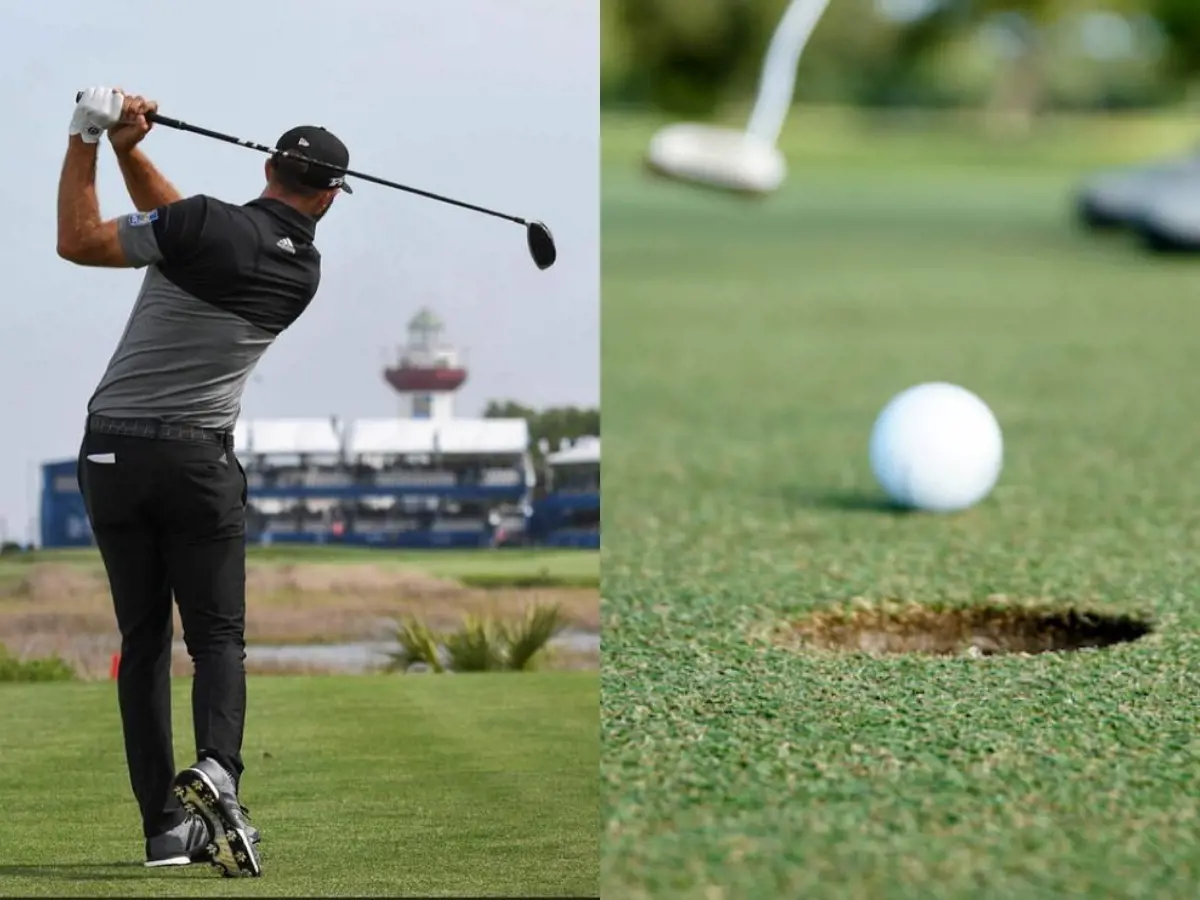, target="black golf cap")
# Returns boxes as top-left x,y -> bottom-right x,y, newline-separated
272,125 -> 353,193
